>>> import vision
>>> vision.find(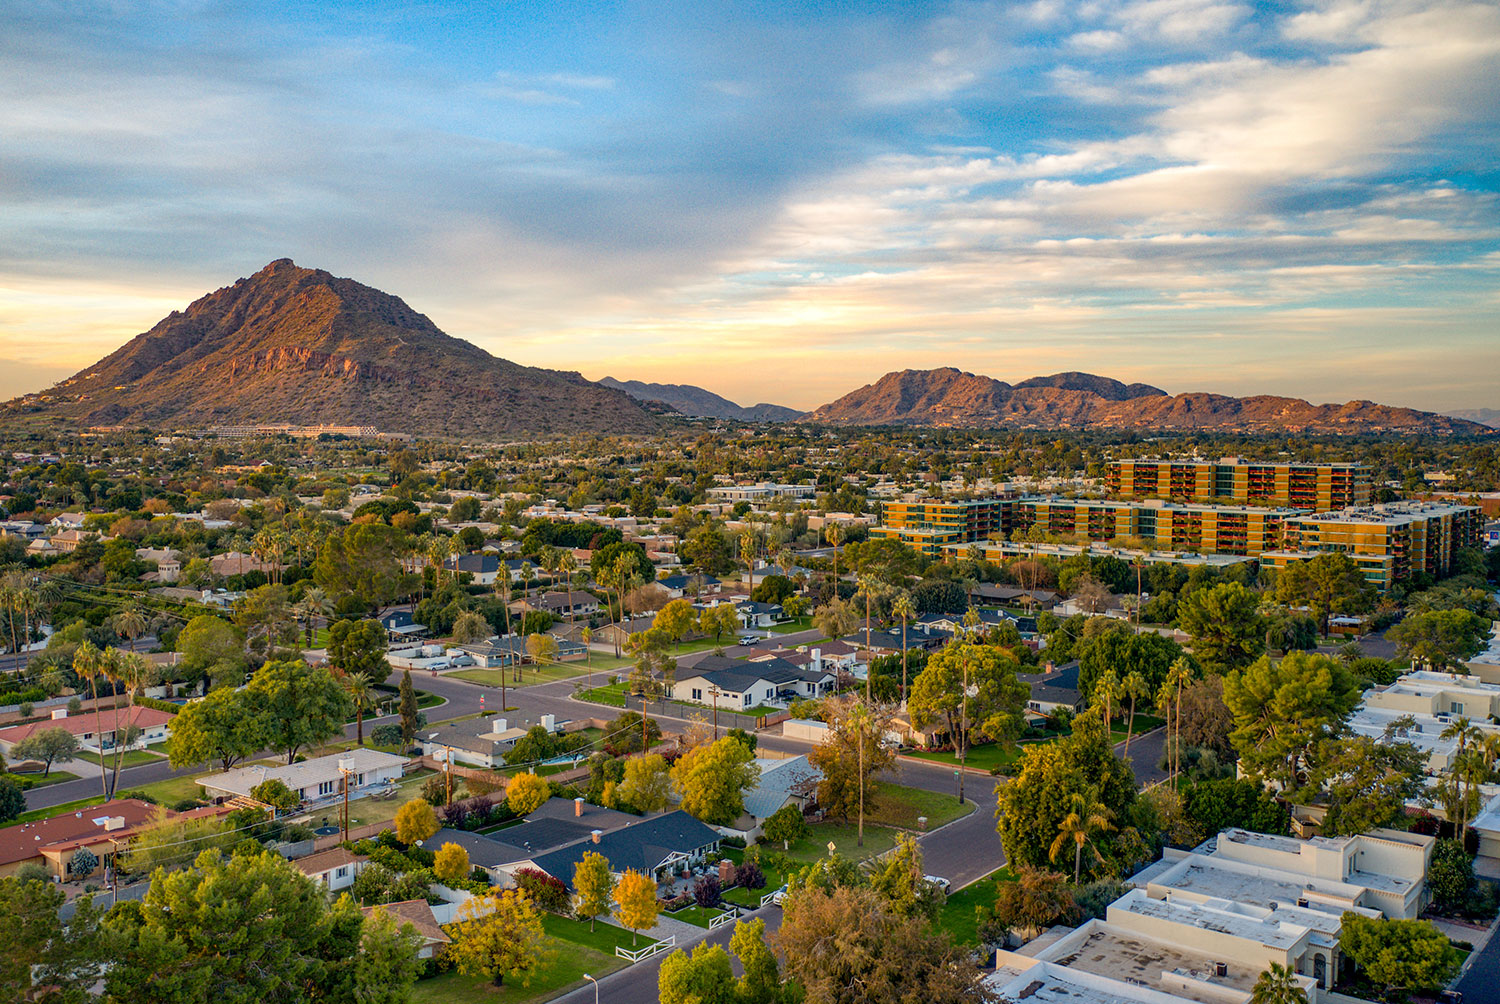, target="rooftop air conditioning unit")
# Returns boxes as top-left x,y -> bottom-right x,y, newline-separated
1214,963 -> 1228,978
